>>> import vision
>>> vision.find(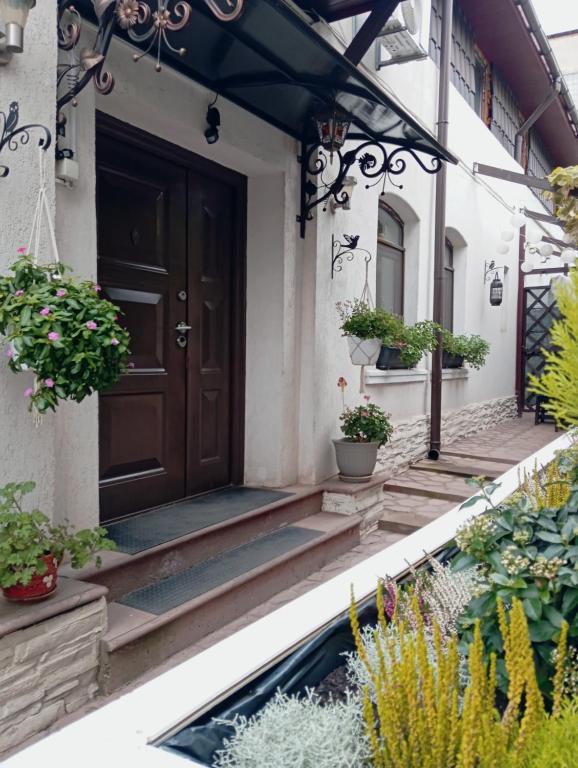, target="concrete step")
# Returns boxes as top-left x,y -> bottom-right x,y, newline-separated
413,455 -> 512,480
382,468 -> 471,502
64,488 -> 323,601
442,449 -> 519,466
377,491 -> 456,534
100,511 -> 361,692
